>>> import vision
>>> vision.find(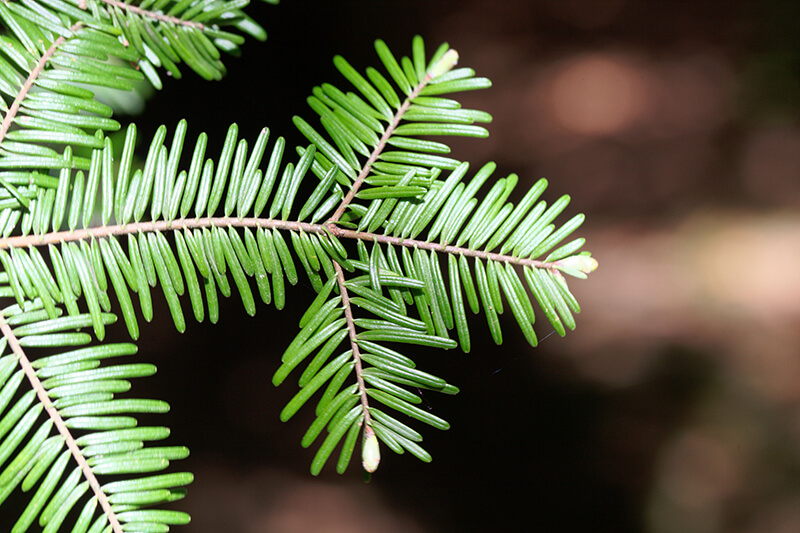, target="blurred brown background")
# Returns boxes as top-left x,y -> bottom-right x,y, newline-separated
129,1 -> 800,532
